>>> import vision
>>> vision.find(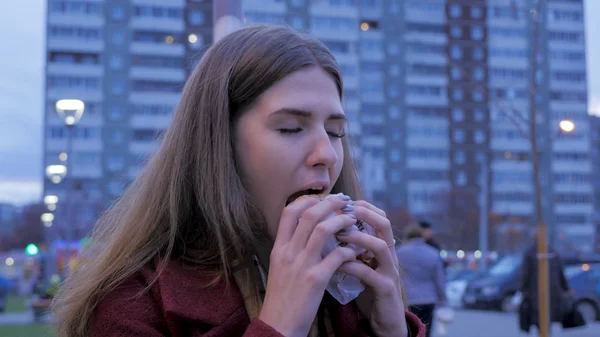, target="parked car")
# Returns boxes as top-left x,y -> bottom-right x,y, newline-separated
463,253 -> 600,312
565,263 -> 600,323
445,268 -> 487,308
